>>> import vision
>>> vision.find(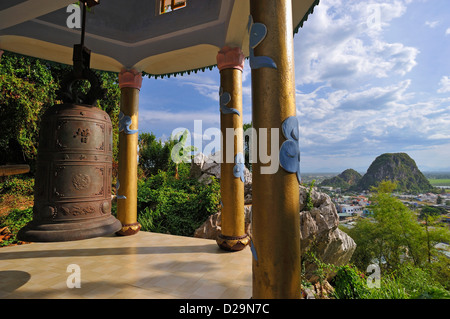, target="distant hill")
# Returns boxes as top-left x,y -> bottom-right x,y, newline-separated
356,153 -> 434,193
320,169 -> 362,190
